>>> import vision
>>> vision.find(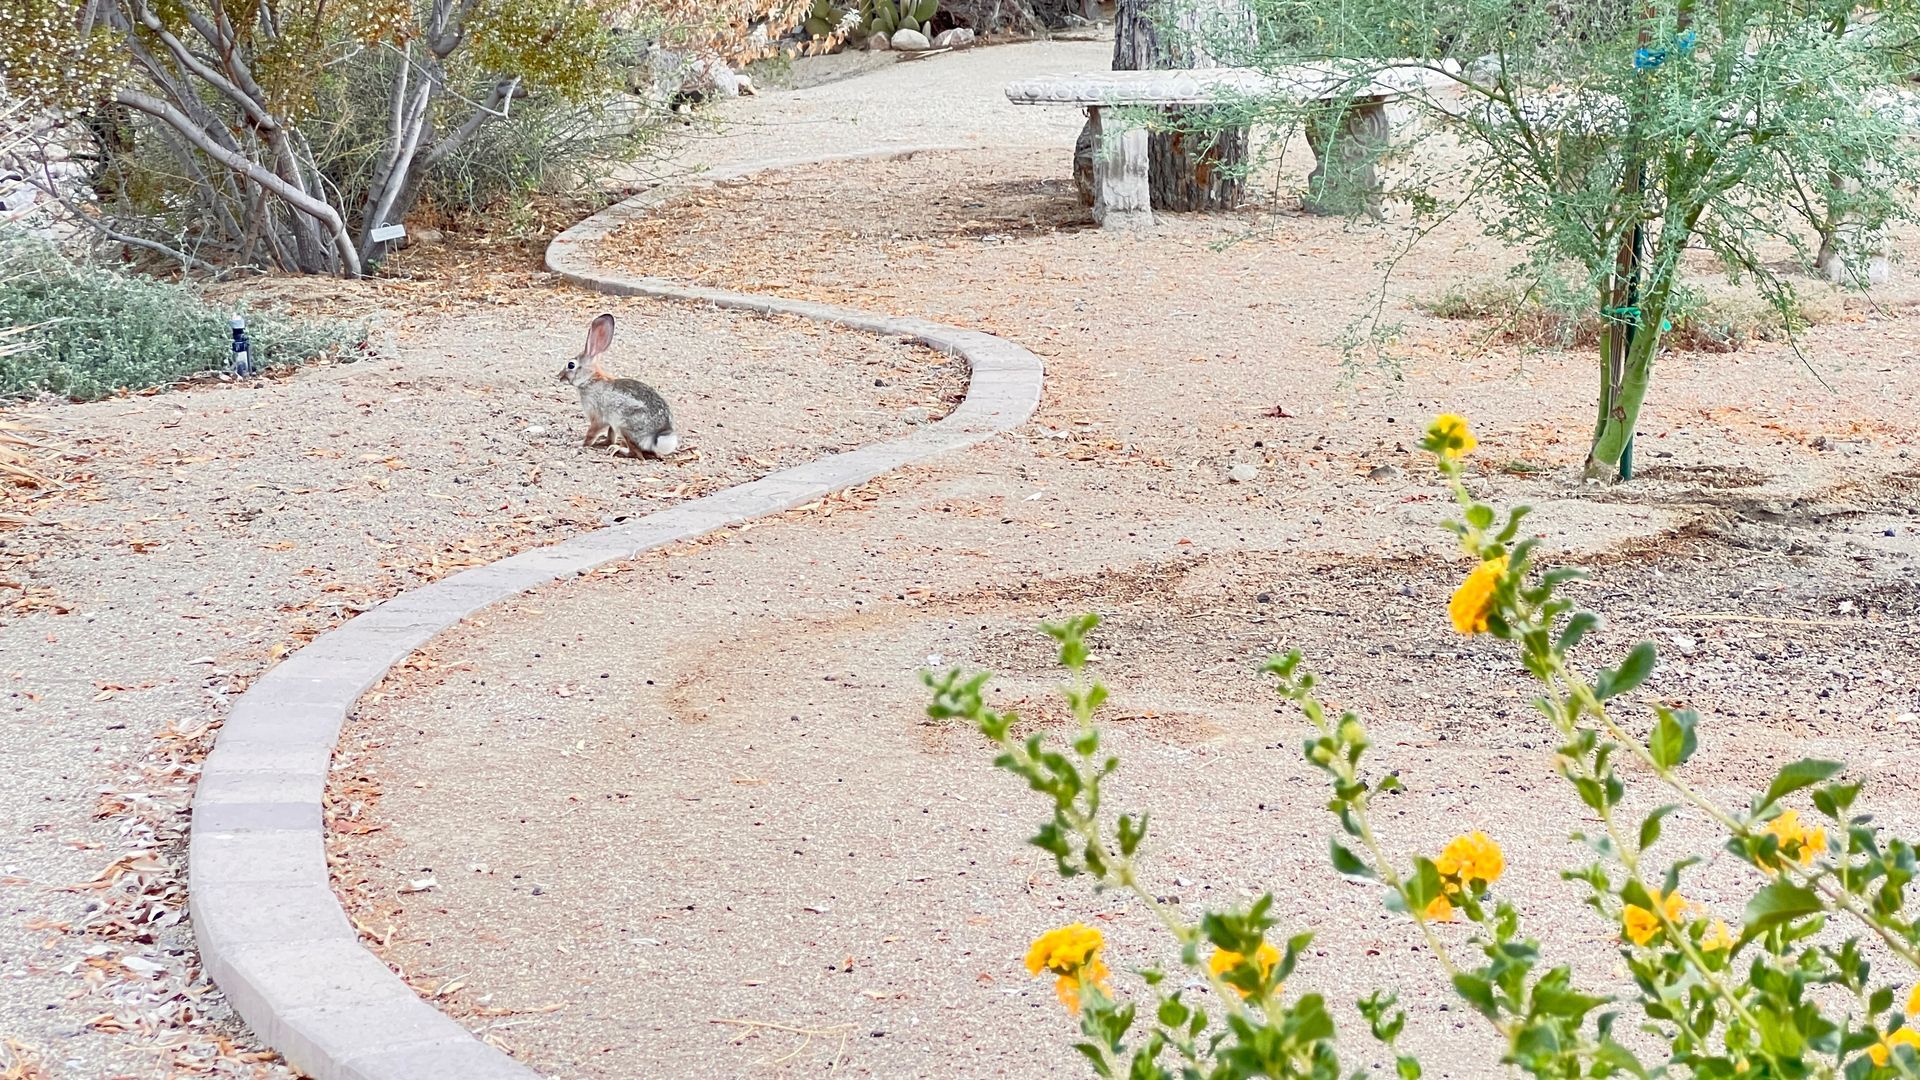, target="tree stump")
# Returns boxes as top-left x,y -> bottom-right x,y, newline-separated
1302,95 -> 1389,220
1073,112 -> 1096,207
1108,0 -> 1250,212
